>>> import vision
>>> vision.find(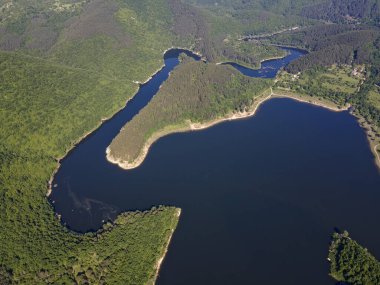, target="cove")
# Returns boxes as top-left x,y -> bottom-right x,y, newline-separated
50,48 -> 380,284
222,47 -> 306,78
